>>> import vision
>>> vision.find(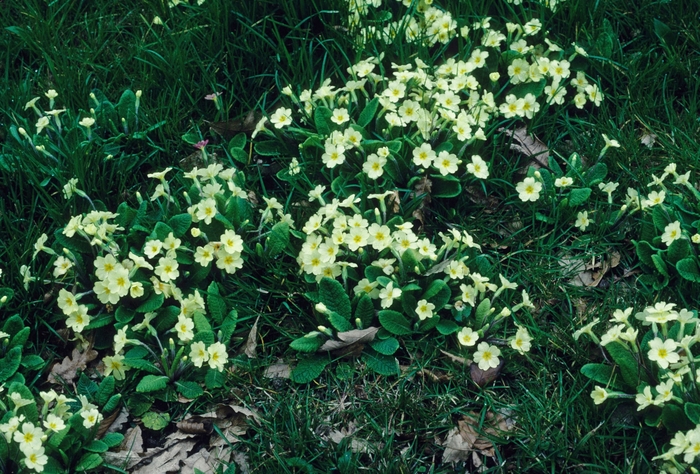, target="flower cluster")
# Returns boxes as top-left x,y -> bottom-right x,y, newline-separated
577,302 -> 700,471
256,15 -> 603,196
0,388 -> 102,473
